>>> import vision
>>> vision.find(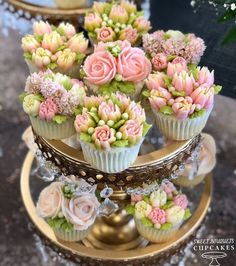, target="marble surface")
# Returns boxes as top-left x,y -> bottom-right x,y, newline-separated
0,31 -> 236,266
